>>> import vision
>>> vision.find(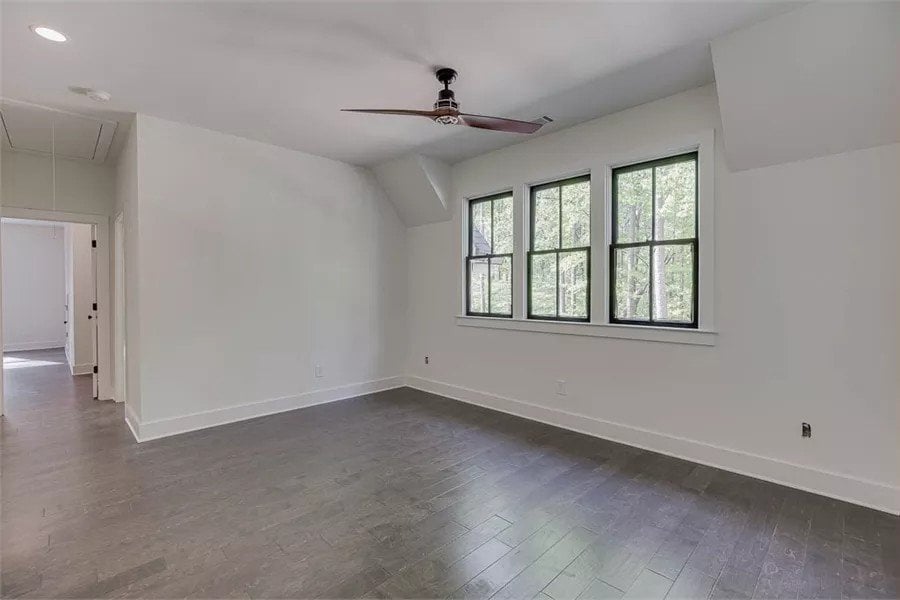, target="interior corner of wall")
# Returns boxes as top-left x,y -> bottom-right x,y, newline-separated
416,154 -> 452,212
